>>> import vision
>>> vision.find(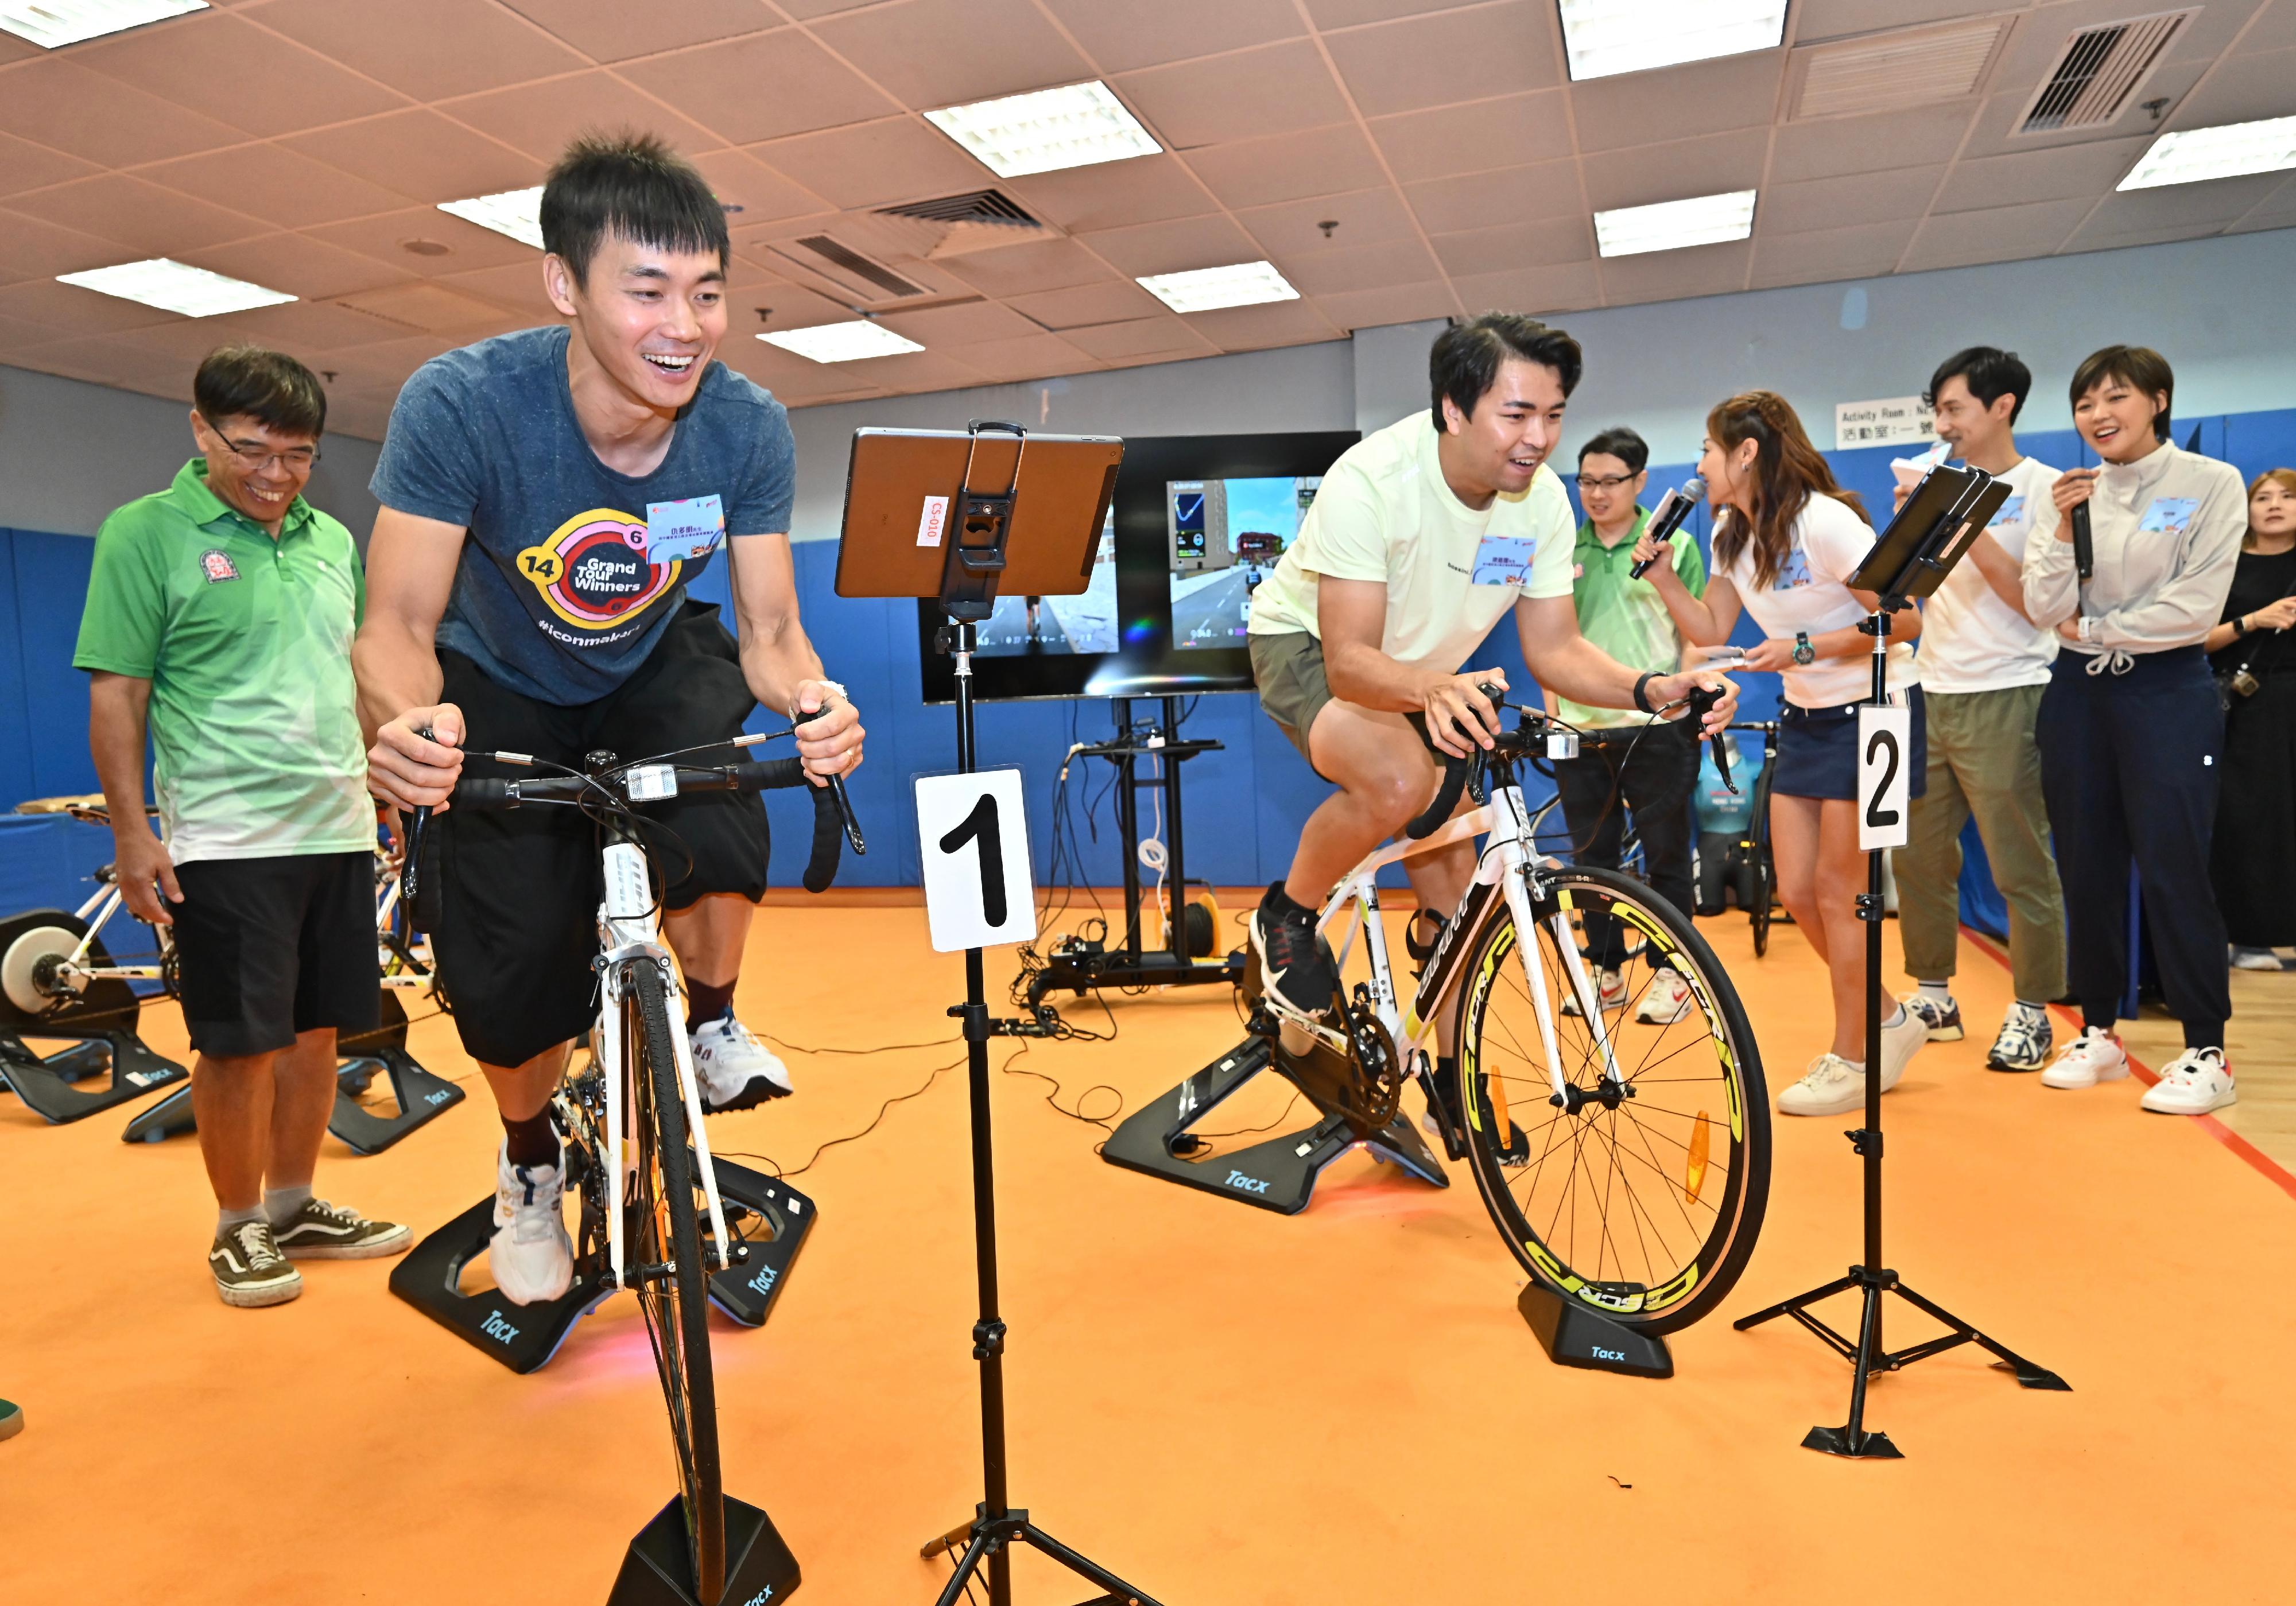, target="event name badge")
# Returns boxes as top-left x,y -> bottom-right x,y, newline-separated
2138,496 -> 2199,536
644,494 -> 726,563
1469,534 -> 1537,587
